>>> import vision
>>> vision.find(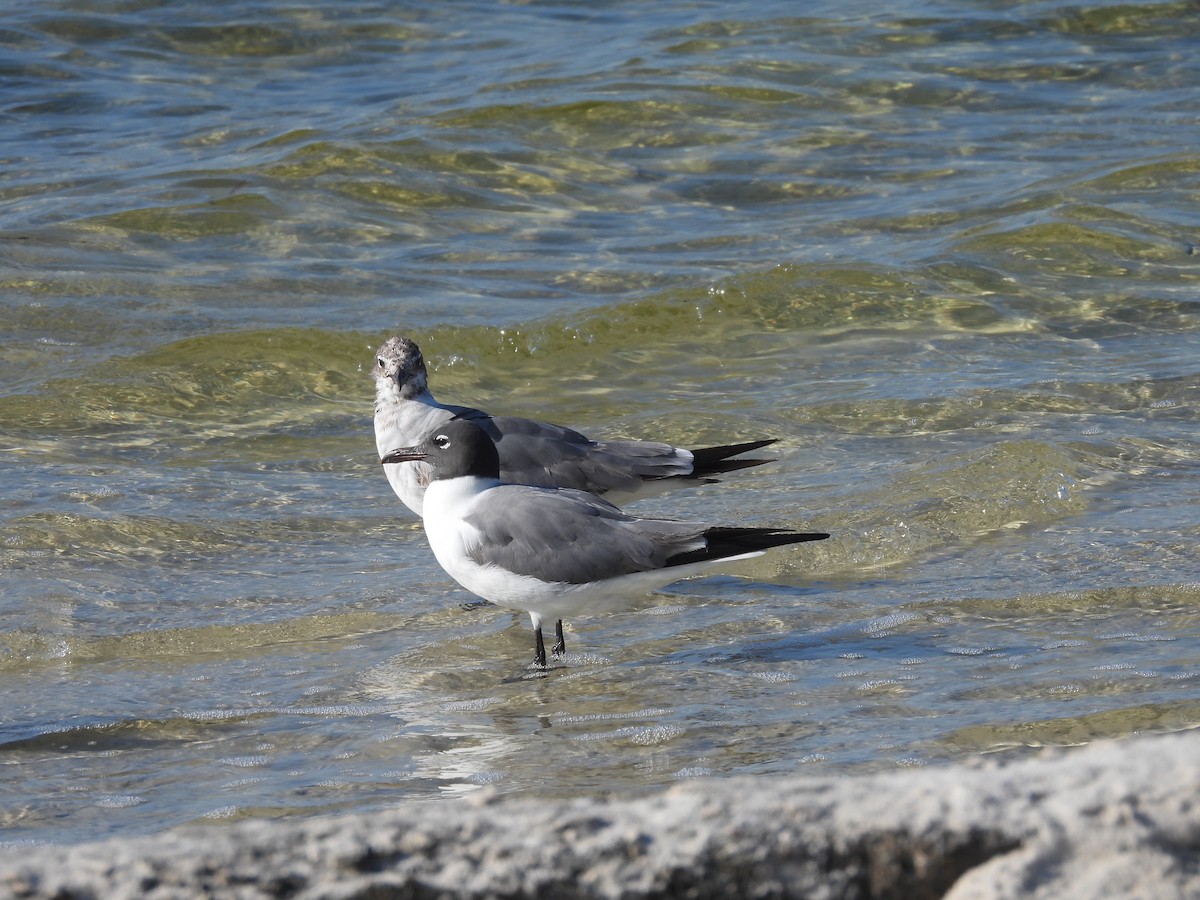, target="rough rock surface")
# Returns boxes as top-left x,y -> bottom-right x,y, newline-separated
2,731 -> 1198,899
